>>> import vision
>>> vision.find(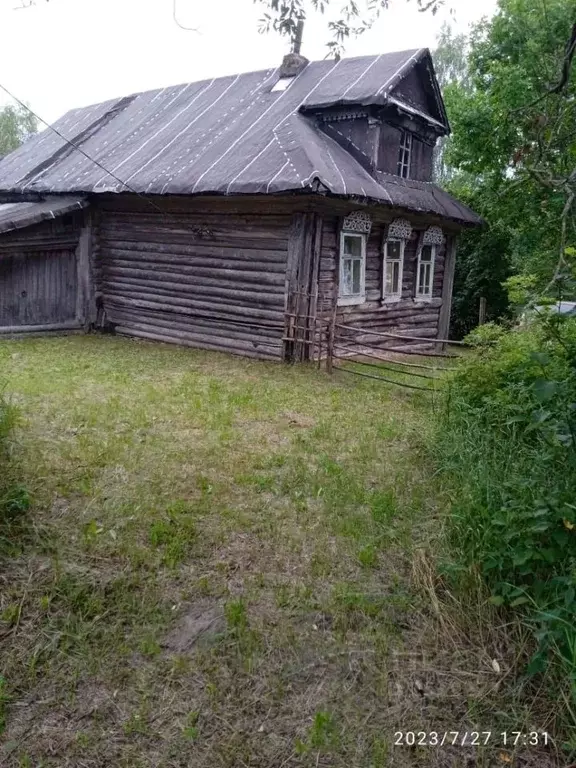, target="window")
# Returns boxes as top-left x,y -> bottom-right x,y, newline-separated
397,131 -> 412,179
383,239 -> 404,301
339,232 -> 366,305
416,244 -> 435,299
272,77 -> 293,92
